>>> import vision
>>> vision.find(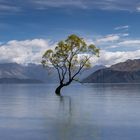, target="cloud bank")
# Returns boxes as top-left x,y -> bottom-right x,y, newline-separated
96,50 -> 140,66
0,39 -> 55,64
0,37 -> 140,66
